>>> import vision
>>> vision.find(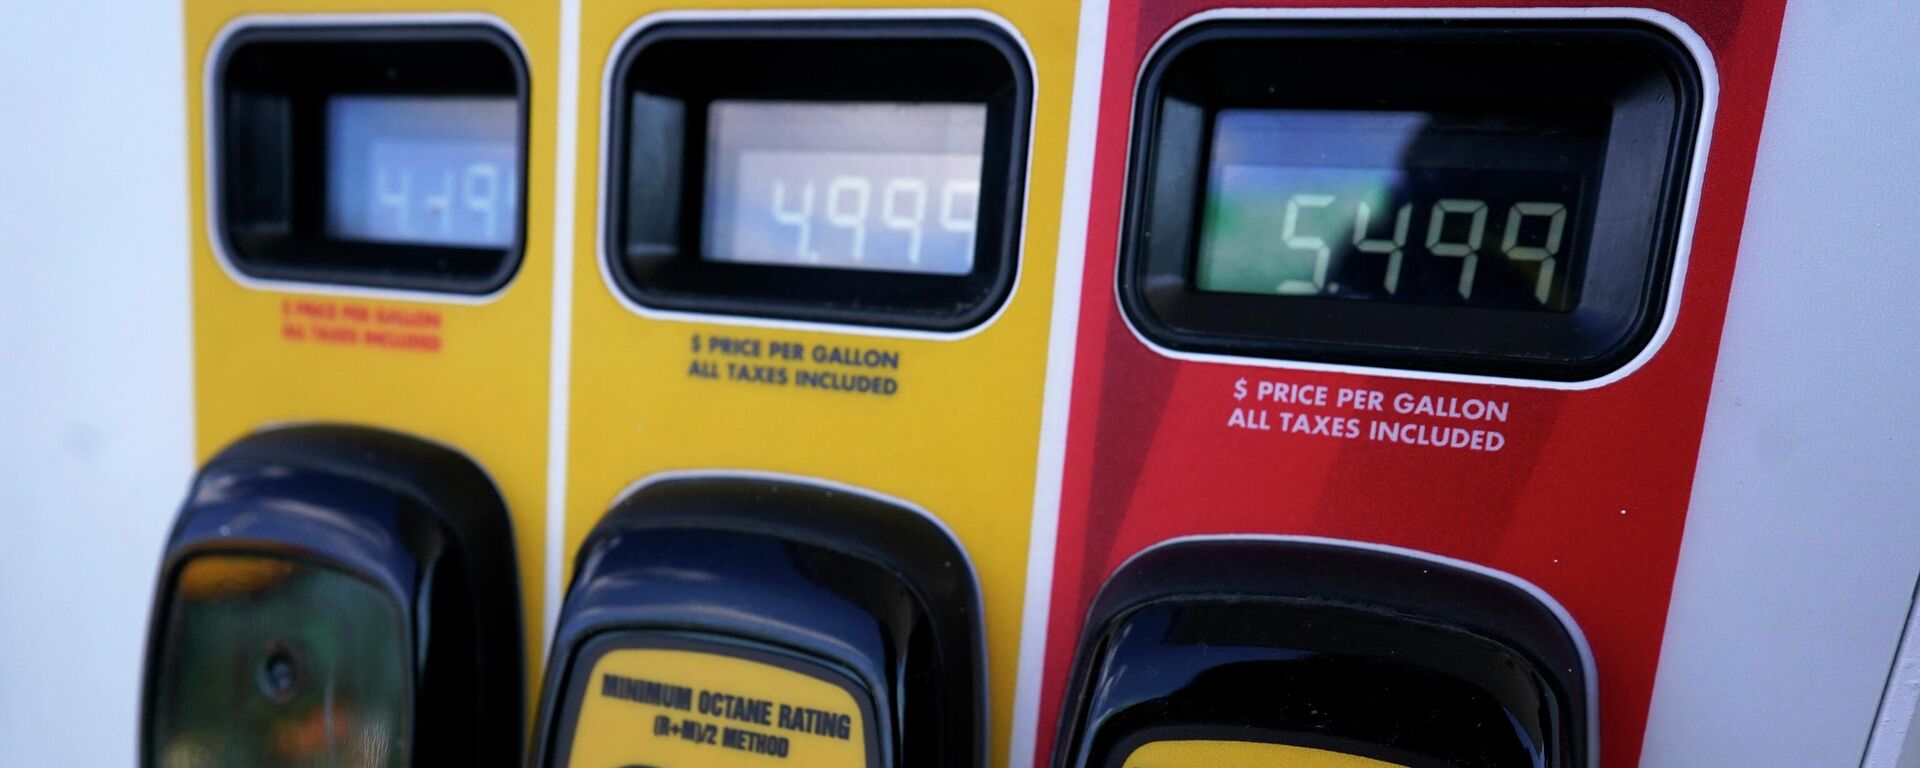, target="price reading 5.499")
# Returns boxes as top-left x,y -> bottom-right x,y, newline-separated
1278,195 -> 1568,304
1197,165 -> 1586,311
